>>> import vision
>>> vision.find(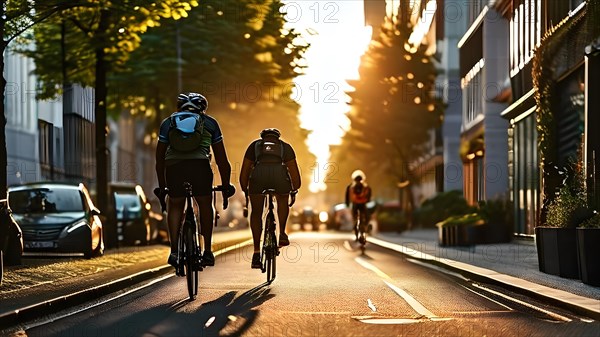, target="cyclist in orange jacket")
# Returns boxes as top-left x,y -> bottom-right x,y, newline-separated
345,170 -> 372,242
